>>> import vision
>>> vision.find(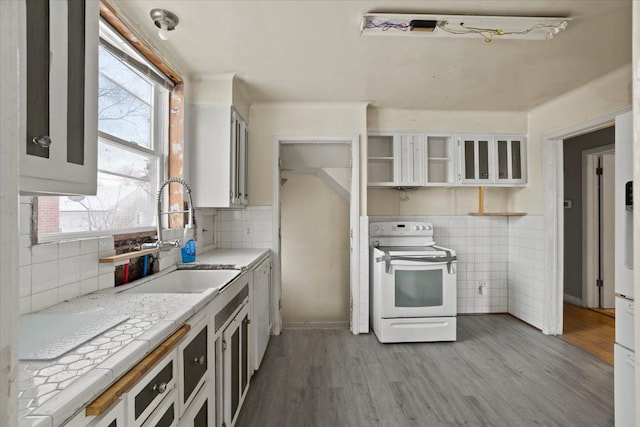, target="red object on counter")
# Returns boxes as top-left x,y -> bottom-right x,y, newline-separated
123,263 -> 129,284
